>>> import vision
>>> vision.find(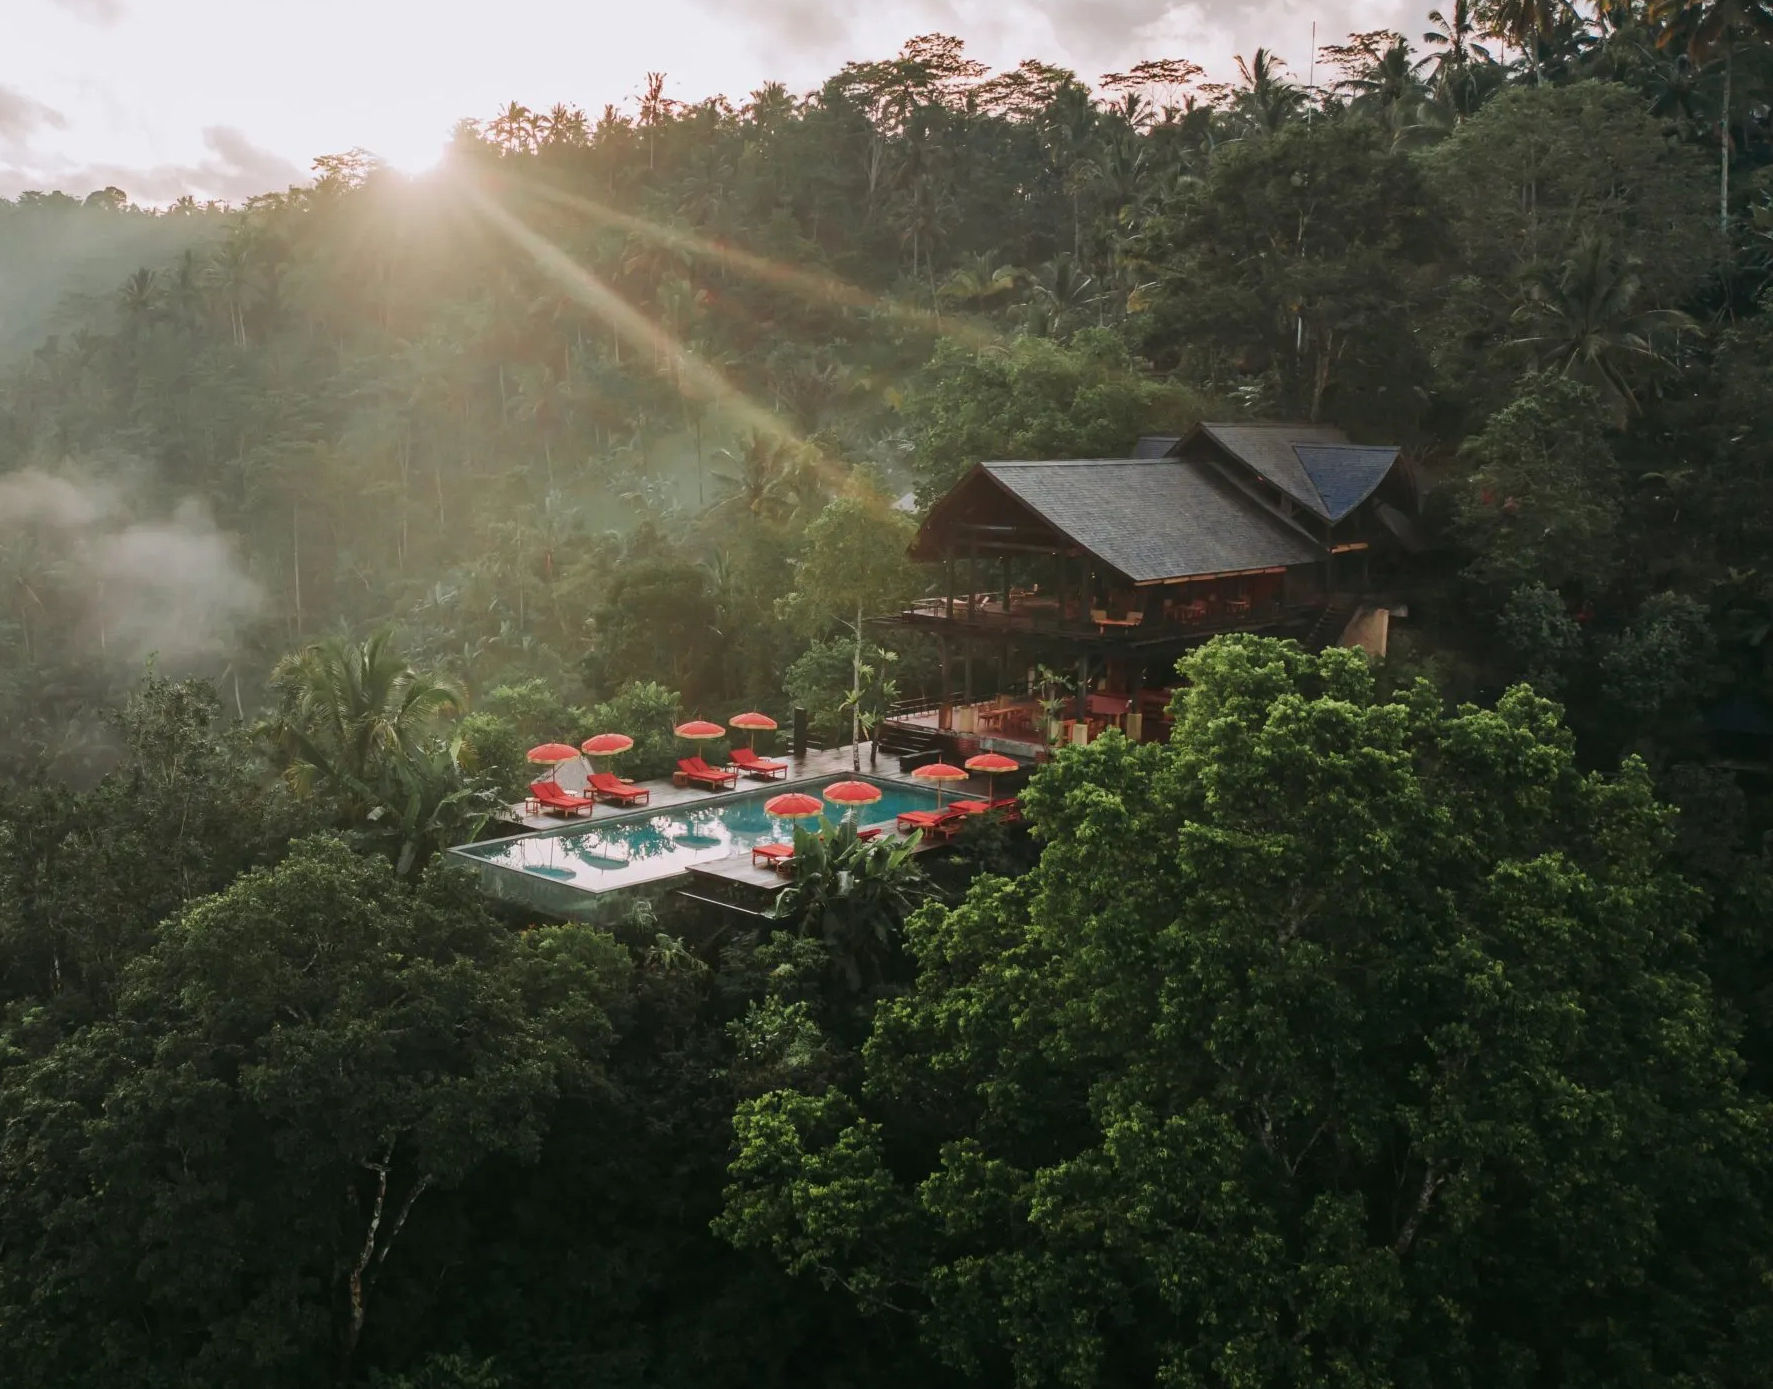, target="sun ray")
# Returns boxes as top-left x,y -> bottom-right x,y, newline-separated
505,176 -> 1009,355
459,180 -> 868,501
